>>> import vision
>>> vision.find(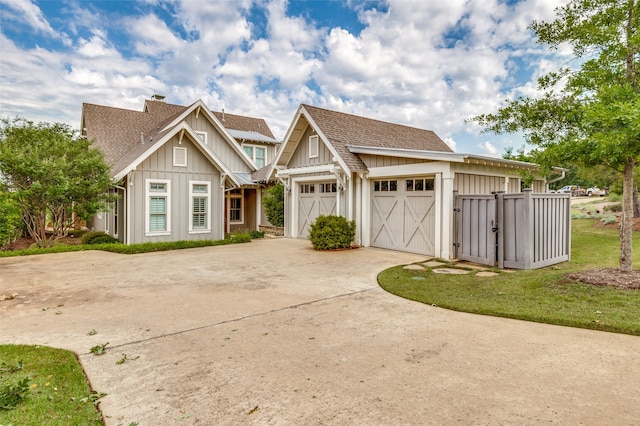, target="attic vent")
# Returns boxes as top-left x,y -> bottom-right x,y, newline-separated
151,94 -> 165,101
221,108 -> 225,121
